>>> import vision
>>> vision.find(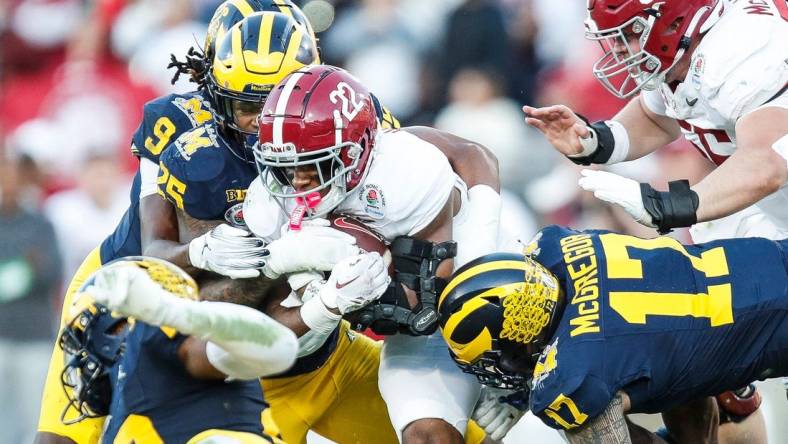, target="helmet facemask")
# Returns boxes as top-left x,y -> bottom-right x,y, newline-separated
586,0 -> 723,99
254,137 -> 366,219
586,14 -> 664,98
59,304 -> 126,425
443,255 -> 563,393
